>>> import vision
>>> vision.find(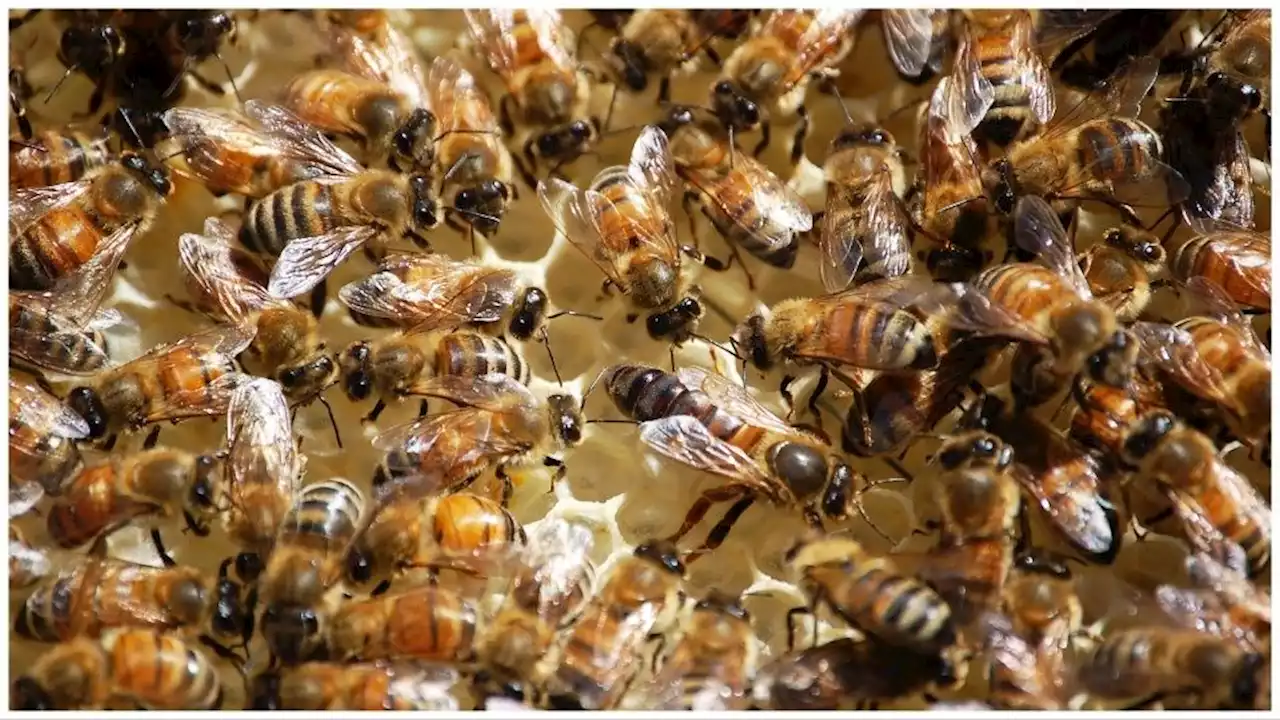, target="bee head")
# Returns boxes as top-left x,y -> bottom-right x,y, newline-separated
645,296 -> 702,342
1052,304 -> 1116,366
339,342 -> 374,401
937,431 -> 1012,471
344,544 -> 377,585
710,79 -> 759,129
831,126 -> 894,151
61,22 -> 125,74
695,589 -> 750,621
1086,329 -> 1138,388
277,355 -> 339,401
453,179 -> 509,237
1120,410 -> 1177,466
656,104 -> 698,137
768,441 -> 829,500
926,244 -> 985,283
186,454 -> 220,518
732,313 -> 773,371
392,108 -> 437,173
1206,71 -> 1263,120
547,393 -> 584,447
609,39 -> 650,91
67,386 -> 107,439
406,174 -> 440,230
248,670 -> 283,710
176,12 -> 236,56
235,551 -> 264,583
634,539 -> 685,576
534,120 -> 596,161
119,151 -> 173,197
987,158 -> 1017,215
509,287 -> 548,341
